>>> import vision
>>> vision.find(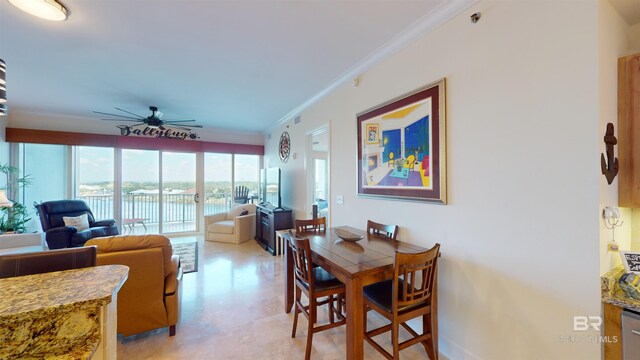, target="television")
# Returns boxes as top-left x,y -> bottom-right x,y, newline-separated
261,167 -> 282,209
